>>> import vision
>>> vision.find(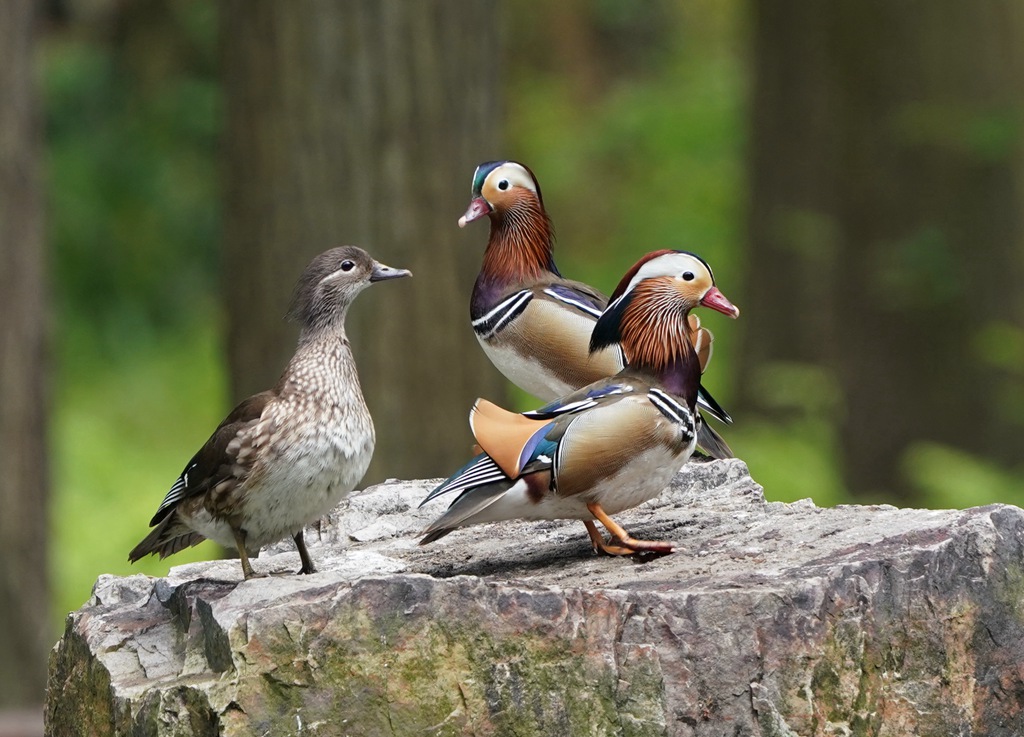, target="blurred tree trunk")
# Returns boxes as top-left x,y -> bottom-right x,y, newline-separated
742,0 -> 1024,502
220,1 -> 506,483
0,0 -> 49,710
